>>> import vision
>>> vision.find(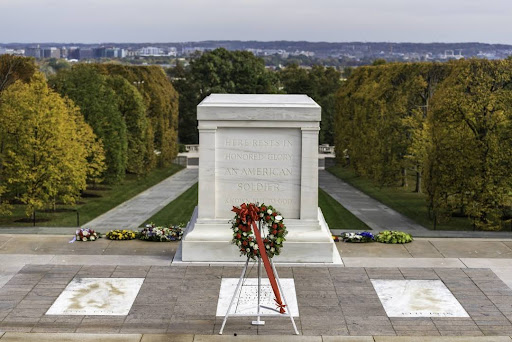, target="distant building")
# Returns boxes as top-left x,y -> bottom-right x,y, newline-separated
93,47 -> 106,58
25,47 -> 42,59
42,47 -> 61,59
290,50 -> 315,57
67,47 -> 80,60
262,49 -> 288,58
181,46 -> 206,55
0,48 -> 10,55
167,47 -> 177,57
140,46 -> 163,56
105,48 -> 126,58
126,49 -> 139,57
78,48 -> 94,60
